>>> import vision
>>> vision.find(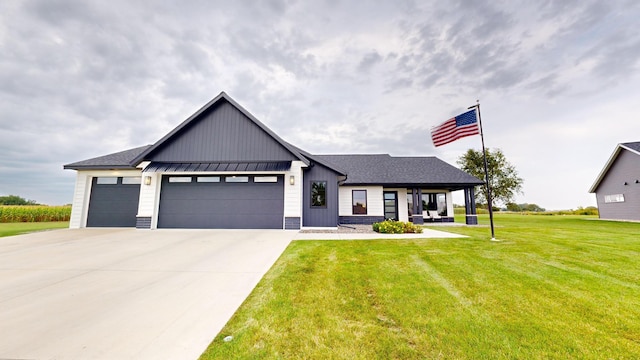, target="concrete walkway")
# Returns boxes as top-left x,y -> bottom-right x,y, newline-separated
294,227 -> 467,240
0,228 -> 294,360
